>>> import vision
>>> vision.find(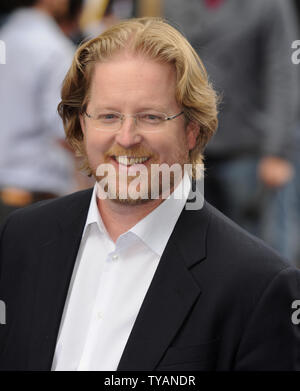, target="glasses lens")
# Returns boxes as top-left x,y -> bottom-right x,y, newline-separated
86,111 -> 180,132
136,112 -> 165,131
90,112 -> 121,131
